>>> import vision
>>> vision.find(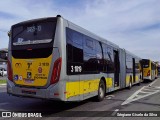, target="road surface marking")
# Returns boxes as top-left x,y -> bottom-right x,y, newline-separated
142,88 -> 157,92
112,109 -> 119,116
140,91 -> 153,94
105,95 -> 115,99
106,97 -> 112,99
0,84 -> 6,85
0,84 -> 6,87
148,79 -> 157,87
121,86 -> 160,105
151,86 -> 160,89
